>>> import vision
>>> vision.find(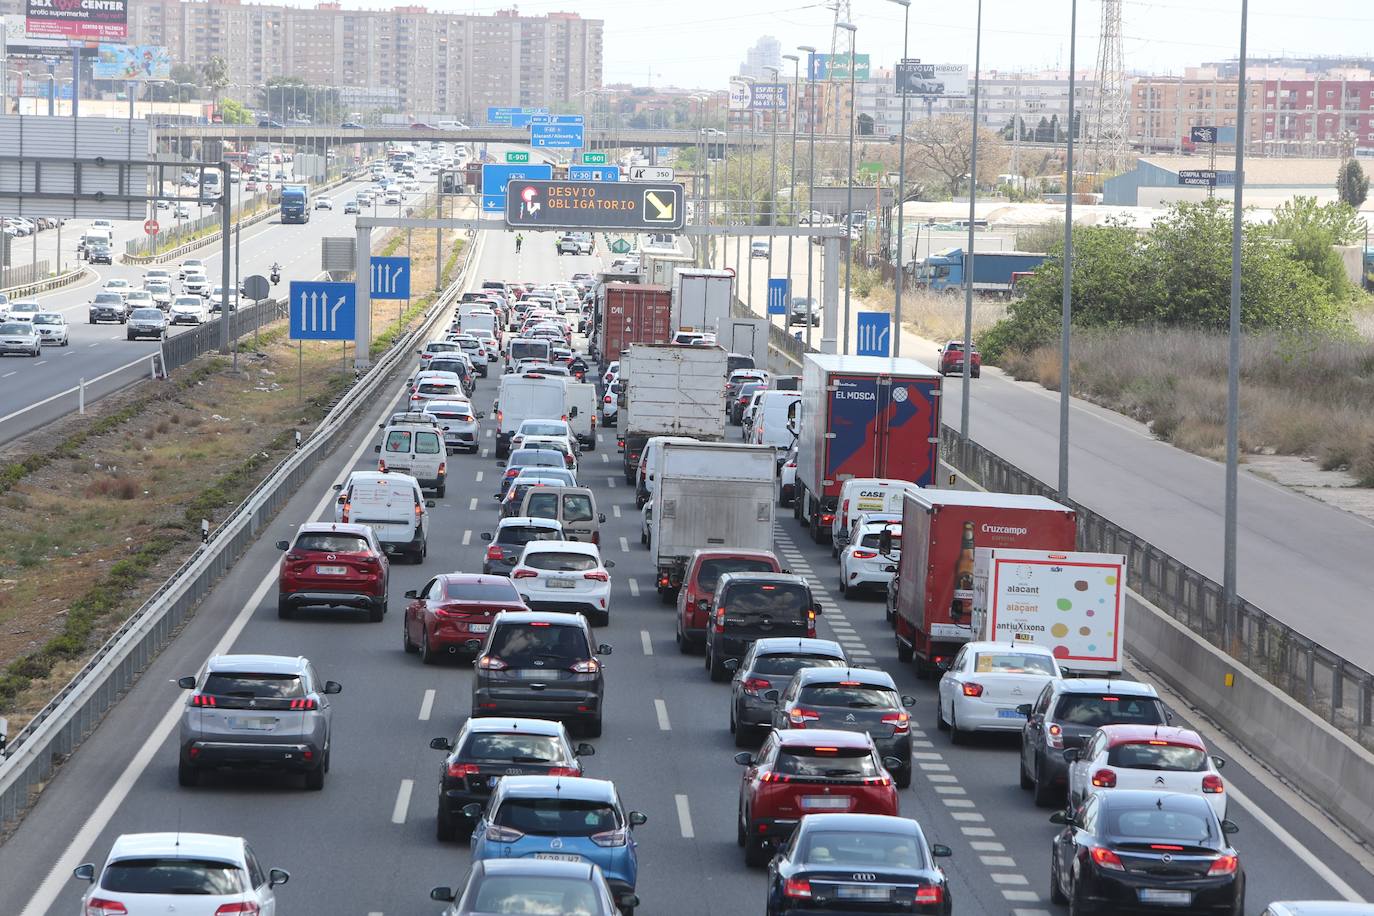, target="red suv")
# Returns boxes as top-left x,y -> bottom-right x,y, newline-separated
402,573 -> 528,664
275,523 -> 389,621
734,728 -> 901,866
675,548 -> 782,653
938,340 -> 981,378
